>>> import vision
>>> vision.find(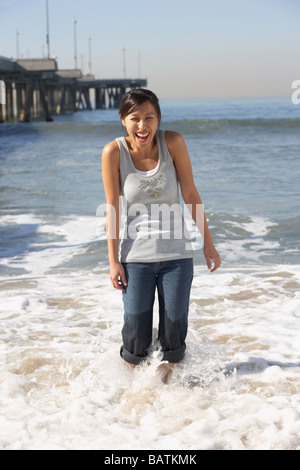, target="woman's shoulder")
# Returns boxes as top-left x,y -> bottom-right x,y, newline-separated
163,130 -> 186,156
102,139 -> 120,157
102,139 -> 120,166
164,130 -> 185,145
